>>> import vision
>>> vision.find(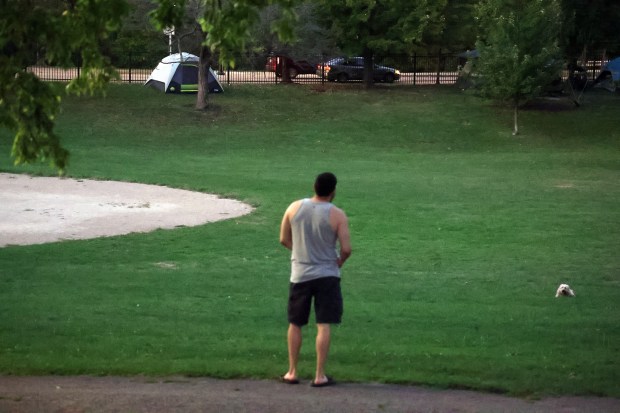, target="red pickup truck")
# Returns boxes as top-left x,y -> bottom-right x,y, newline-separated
265,56 -> 316,79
